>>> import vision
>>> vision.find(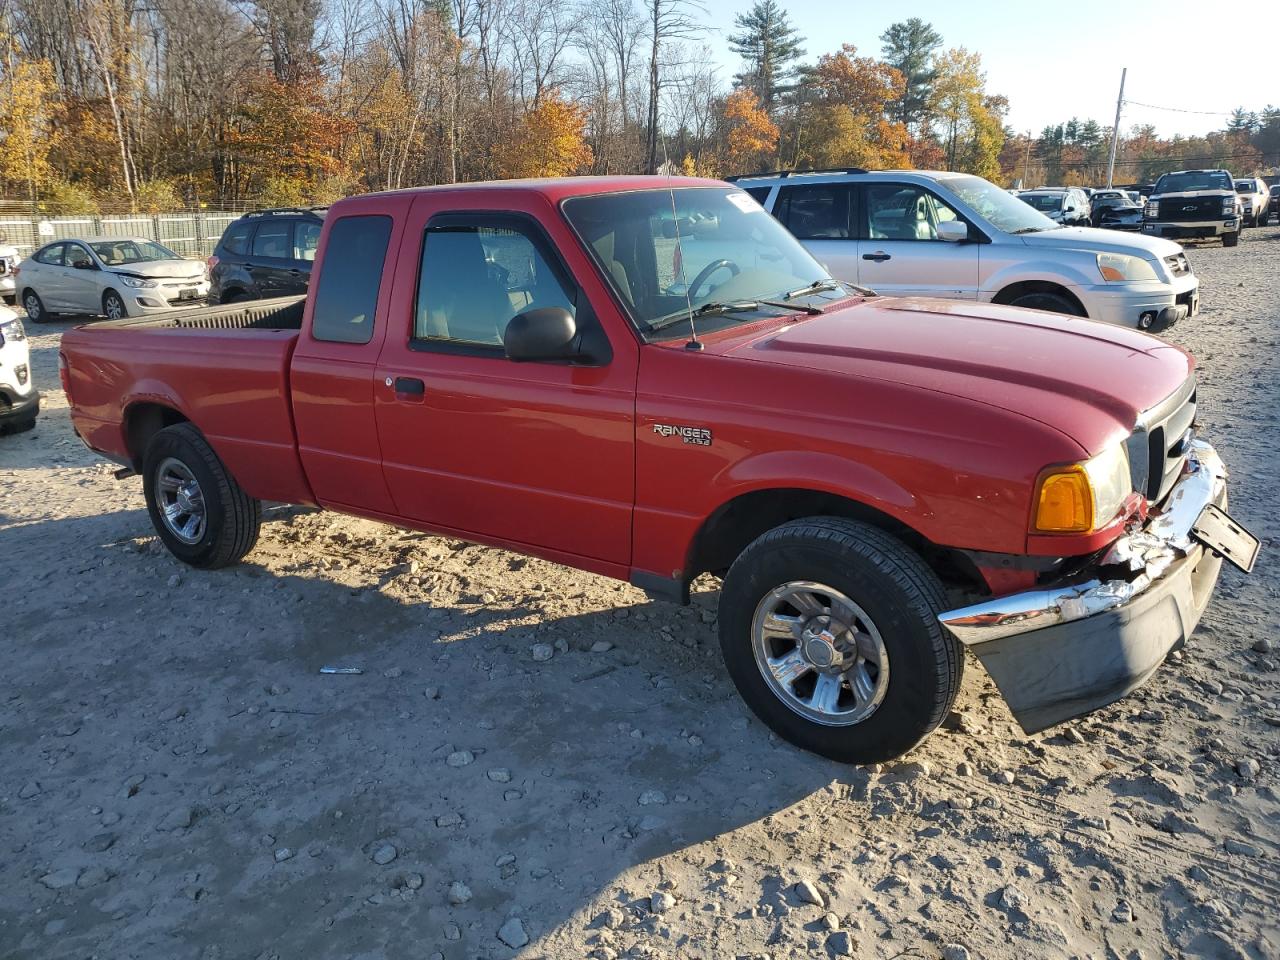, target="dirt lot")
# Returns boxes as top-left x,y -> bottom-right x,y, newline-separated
2,229 -> 1279,960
